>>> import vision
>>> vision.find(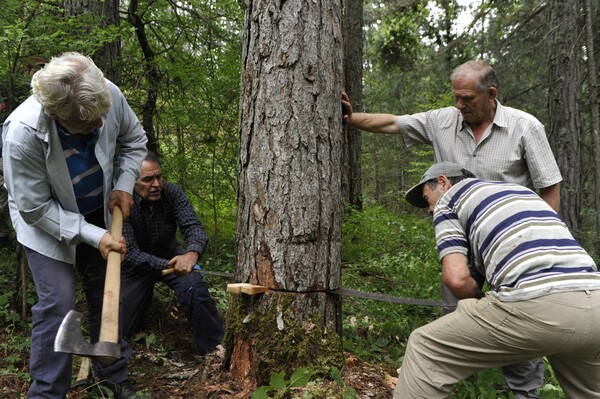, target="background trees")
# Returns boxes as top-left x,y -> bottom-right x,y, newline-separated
359,0 -> 600,253
2,0 -> 598,251
548,0 -> 582,238
342,0 -> 364,210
